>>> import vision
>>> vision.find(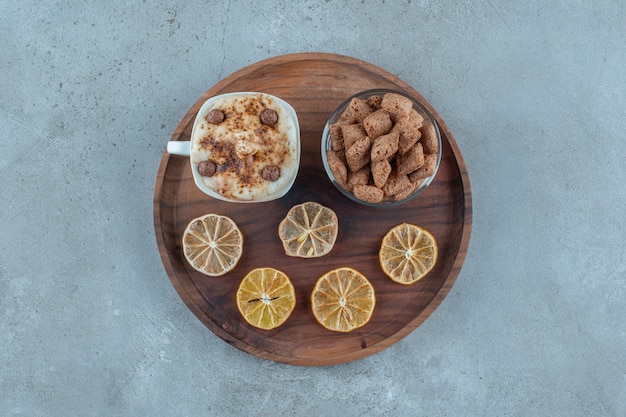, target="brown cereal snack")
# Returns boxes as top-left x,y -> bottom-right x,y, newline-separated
347,98 -> 375,122
261,165 -> 280,181
381,93 -> 413,122
329,123 -> 344,151
370,130 -> 399,162
341,123 -> 367,150
206,109 -> 225,124
419,123 -> 439,154
259,109 -> 278,126
396,115 -> 422,155
198,160 -> 217,177
408,153 -> 437,181
406,108 -> 425,127
366,95 -> 383,110
345,136 -> 371,172
353,185 -> 384,204
326,150 -> 348,187
363,110 -> 393,139
338,108 -> 356,125
397,142 -> 425,175
371,159 -> 392,188
392,180 -> 420,201
347,166 -> 370,191
382,169 -> 412,197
